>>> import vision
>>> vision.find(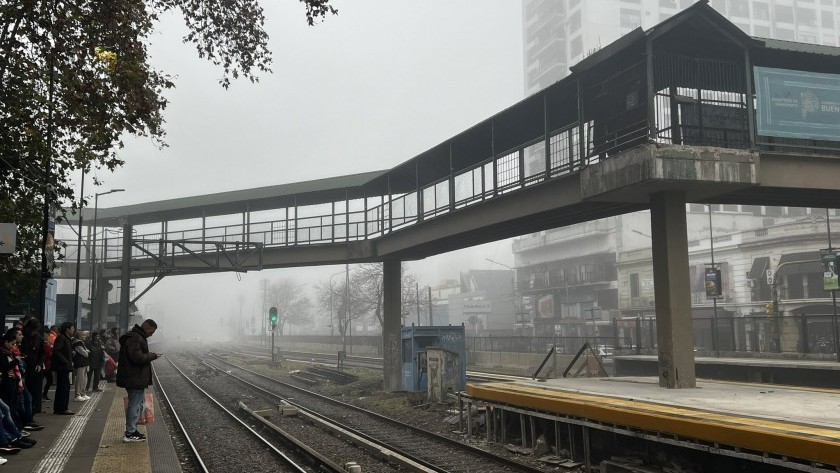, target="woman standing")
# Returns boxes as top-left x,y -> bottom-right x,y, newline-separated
72,331 -> 90,402
0,329 -> 23,426
51,322 -> 76,415
21,319 -> 45,417
86,332 -> 105,393
42,326 -> 56,400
